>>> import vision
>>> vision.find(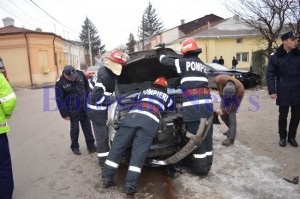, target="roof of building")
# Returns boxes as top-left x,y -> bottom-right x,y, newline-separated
178,14 -> 224,34
188,15 -> 261,39
0,25 -> 49,35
